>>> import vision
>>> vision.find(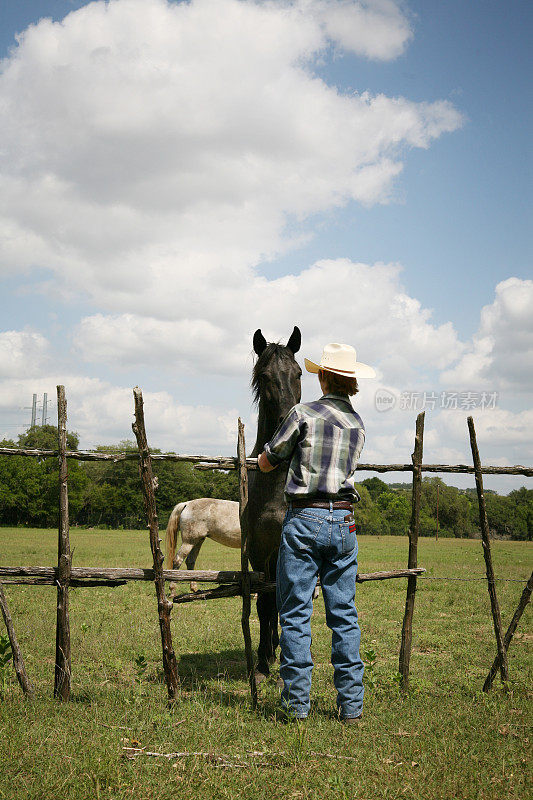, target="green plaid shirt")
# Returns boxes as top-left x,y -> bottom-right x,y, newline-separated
264,393 -> 365,501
